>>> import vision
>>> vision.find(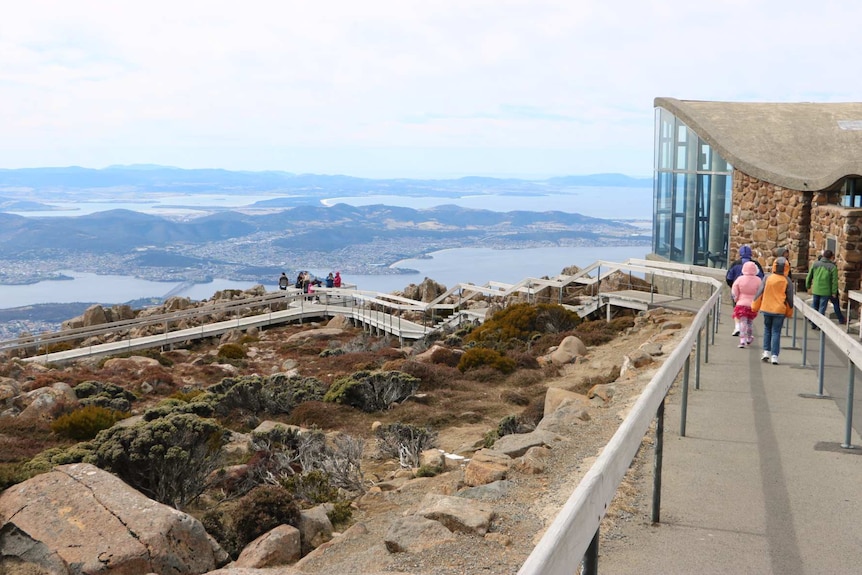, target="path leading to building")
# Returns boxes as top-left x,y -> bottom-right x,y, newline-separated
599,307 -> 862,574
